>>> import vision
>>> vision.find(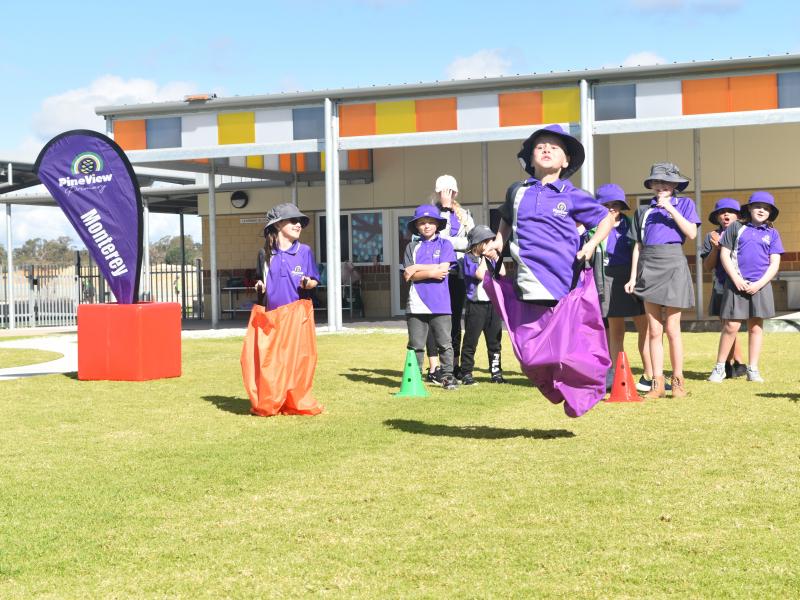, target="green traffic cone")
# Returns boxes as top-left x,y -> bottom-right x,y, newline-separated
395,348 -> 429,397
